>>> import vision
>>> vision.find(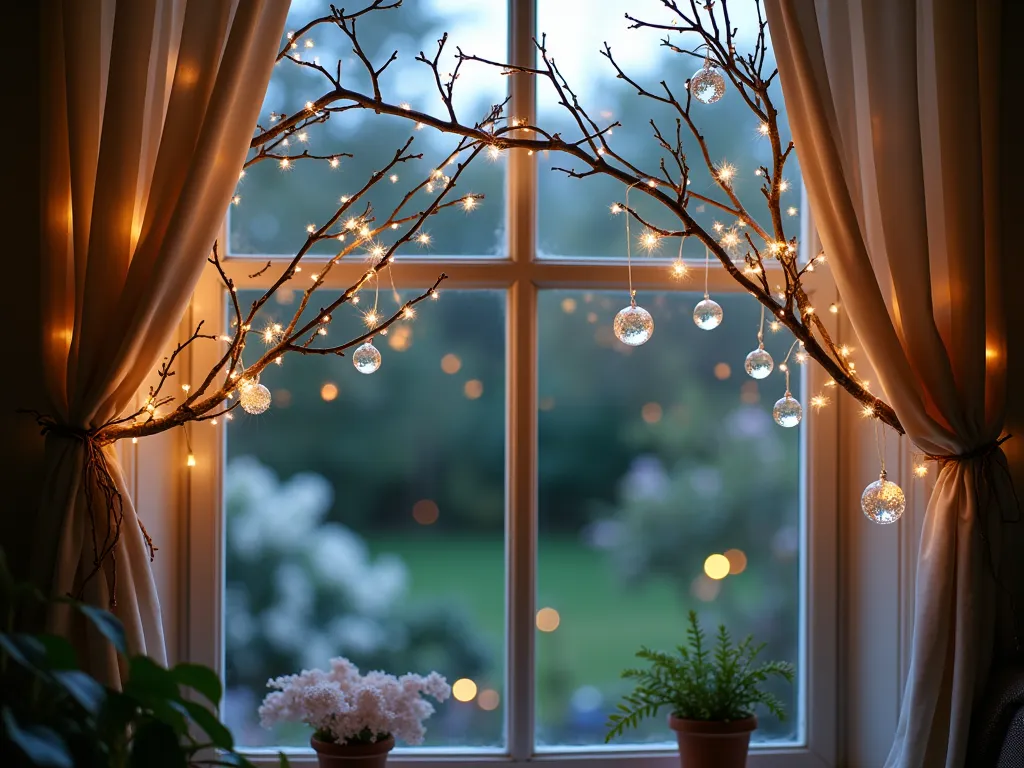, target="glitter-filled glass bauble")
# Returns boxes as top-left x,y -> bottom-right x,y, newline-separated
744,346 -> 774,379
861,471 -> 906,524
690,61 -> 726,104
614,304 -> 654,346
232,363 -> 258,388
352,342 -> 382,374
772,394 -> 803,427
240,382 -> 271,415
693,298 -> 723,330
